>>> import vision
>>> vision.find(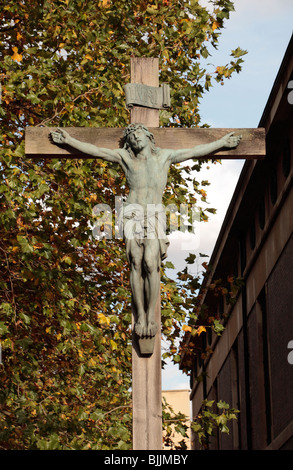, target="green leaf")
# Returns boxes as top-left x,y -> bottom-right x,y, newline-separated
213,319 -> 225,335
231,47 -> 248,58
0,322 -> 9,335
34,183 -> 50,198
191,423 -> 202,433
17,236 -> 34,254
91,409 -> 105,421
19,313 -> 31,325
203,399 -> 214,408
36,434 -> 61,450
185,253 -> 196,264
165,261 -> 175,269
